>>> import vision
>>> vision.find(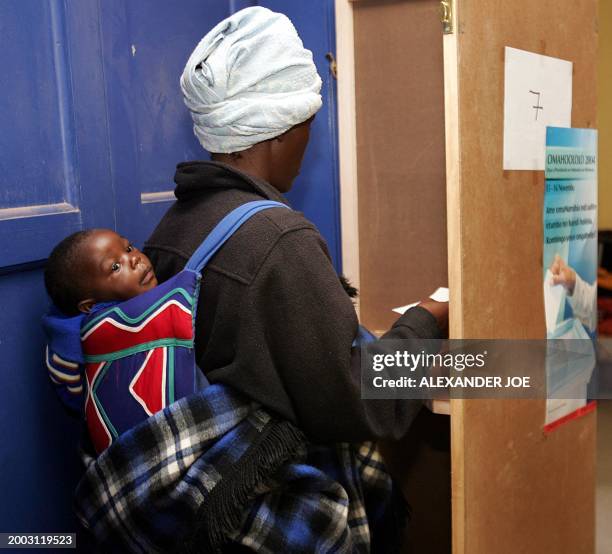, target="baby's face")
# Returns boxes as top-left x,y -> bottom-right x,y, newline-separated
81,230 -> 158,304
